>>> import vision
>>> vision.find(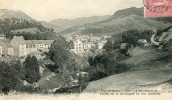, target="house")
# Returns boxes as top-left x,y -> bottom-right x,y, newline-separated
4,43 -> 14,56
25,40 -> 37,54
96,38 -> 107,49
70,34 -> 104,53
138,39 -> 150,46
0,34 -> 6,40
43,40 -> 54,49
73,39 -> 84,52
9,36 -> 54,58
0,35 -> 54,59
89,36 -> 101,42
26,40 -> 53,51
0,45 -> 2,55
10,36 -> 27,57
32,51 -> 43,60
0,39 -> 14,56
96,42 -> 105,49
